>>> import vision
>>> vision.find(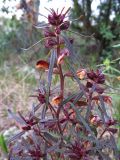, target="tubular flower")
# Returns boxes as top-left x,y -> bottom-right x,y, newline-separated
57,48 -> 70,65
77,69 -> 86,80
36,60 -> 49,70
51,95 -> 62,105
